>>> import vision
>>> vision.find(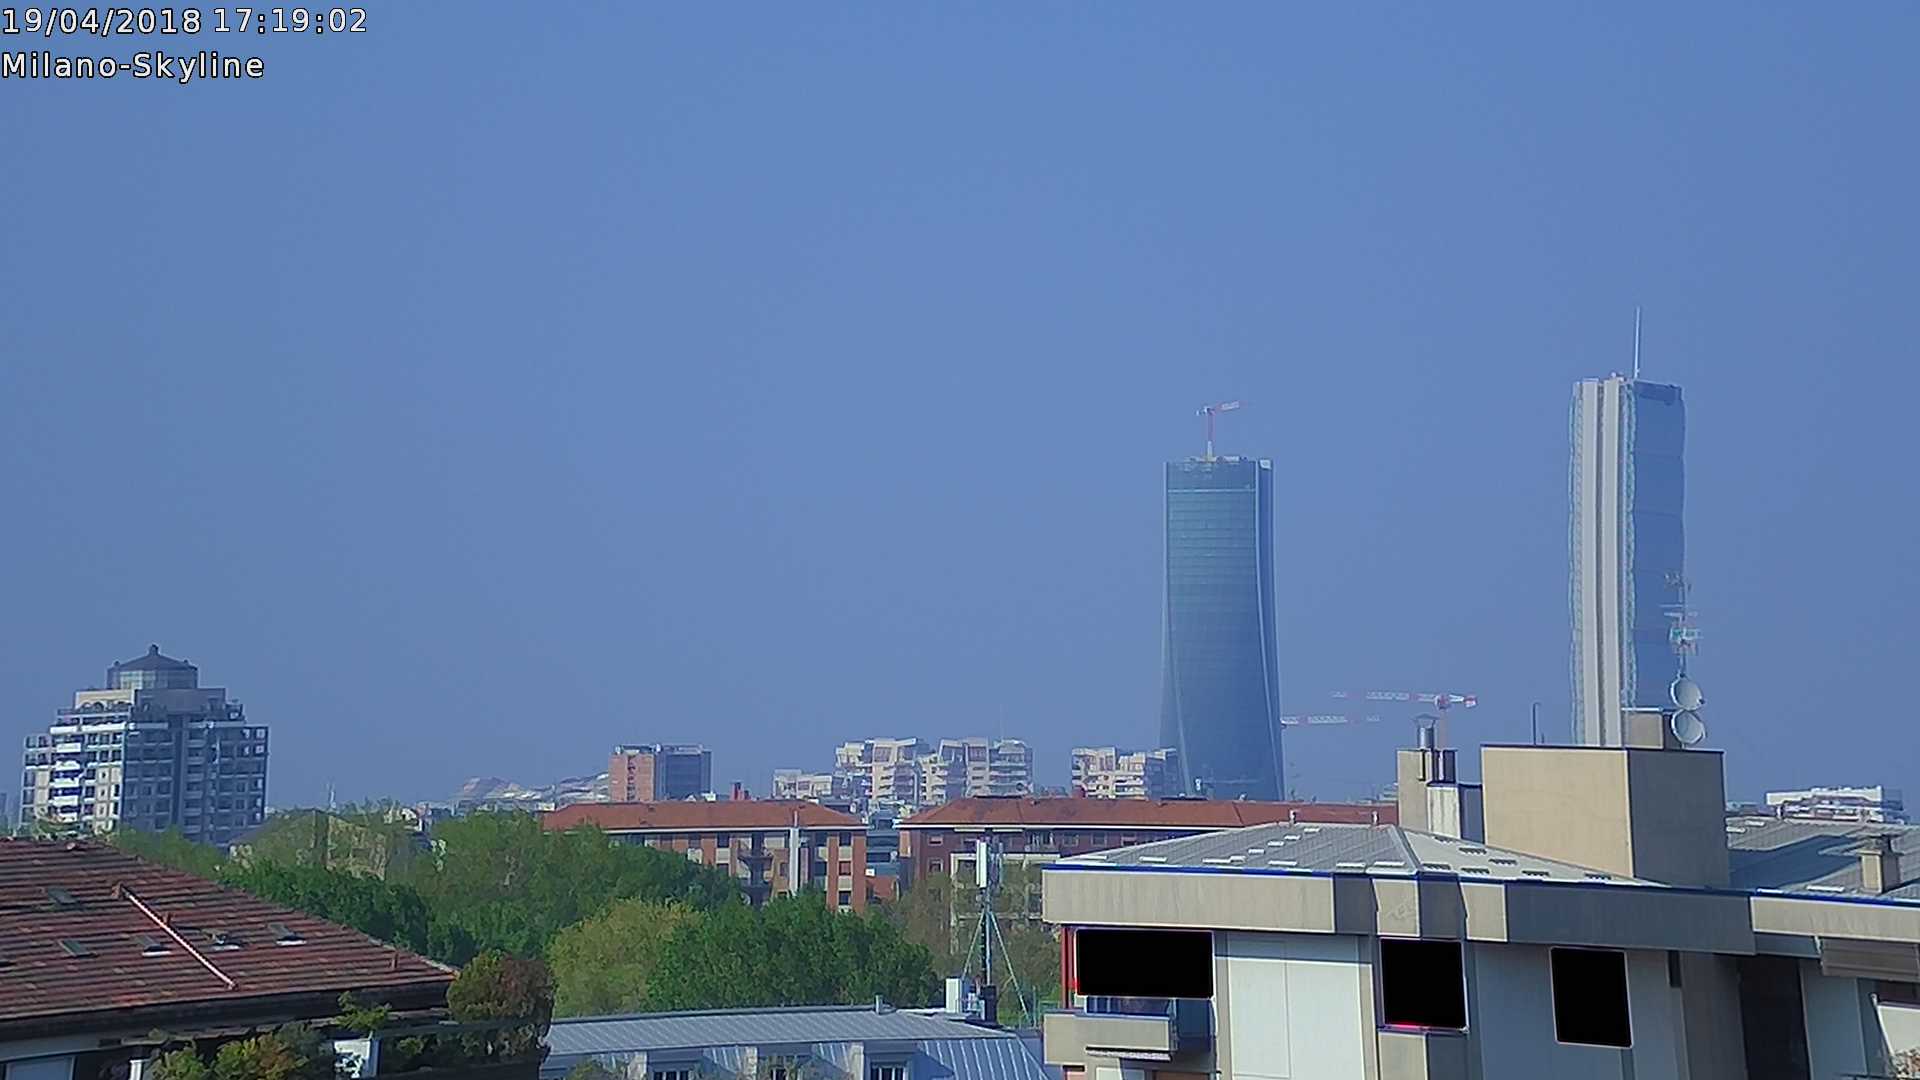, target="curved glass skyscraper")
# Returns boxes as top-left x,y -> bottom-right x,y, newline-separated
1159,457 -> 1283,801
